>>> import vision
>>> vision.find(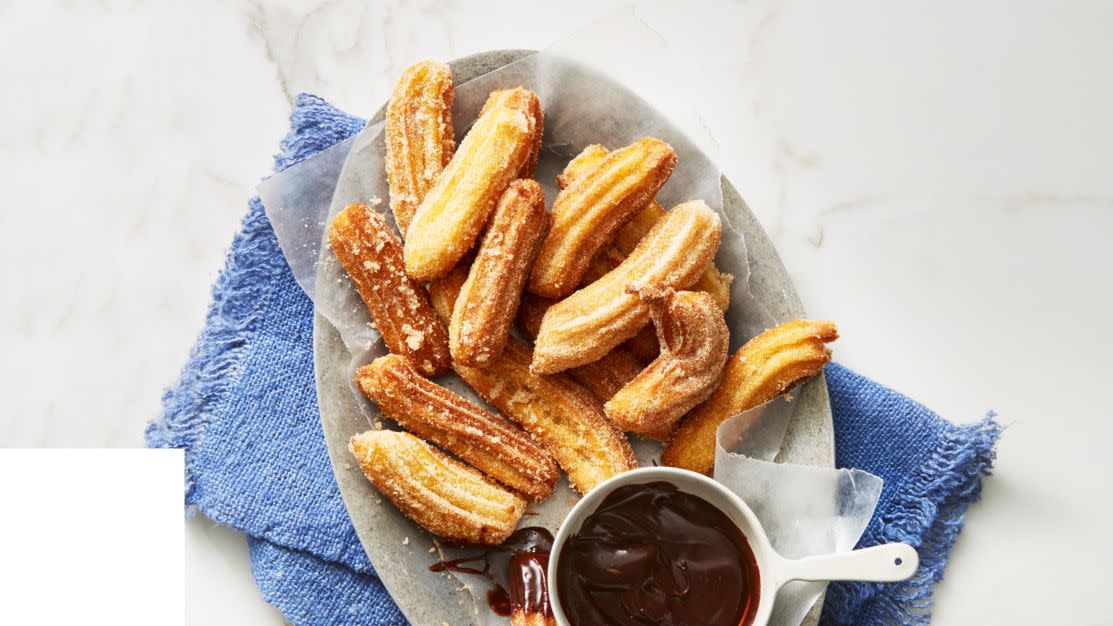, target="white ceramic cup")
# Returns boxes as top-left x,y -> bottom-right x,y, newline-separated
547,467 -> 918,626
